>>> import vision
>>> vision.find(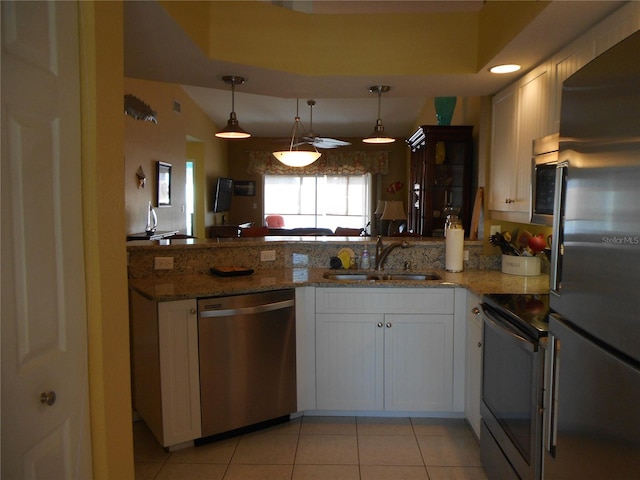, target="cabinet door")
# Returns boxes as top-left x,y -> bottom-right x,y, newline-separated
465,292 -> 483,438
490,65 -> 551,223
316,313 -> 384,411
158,299 -> 202,446
489,84 -> 518,213
512,64 -> 551,219
384,314 -> 454,411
